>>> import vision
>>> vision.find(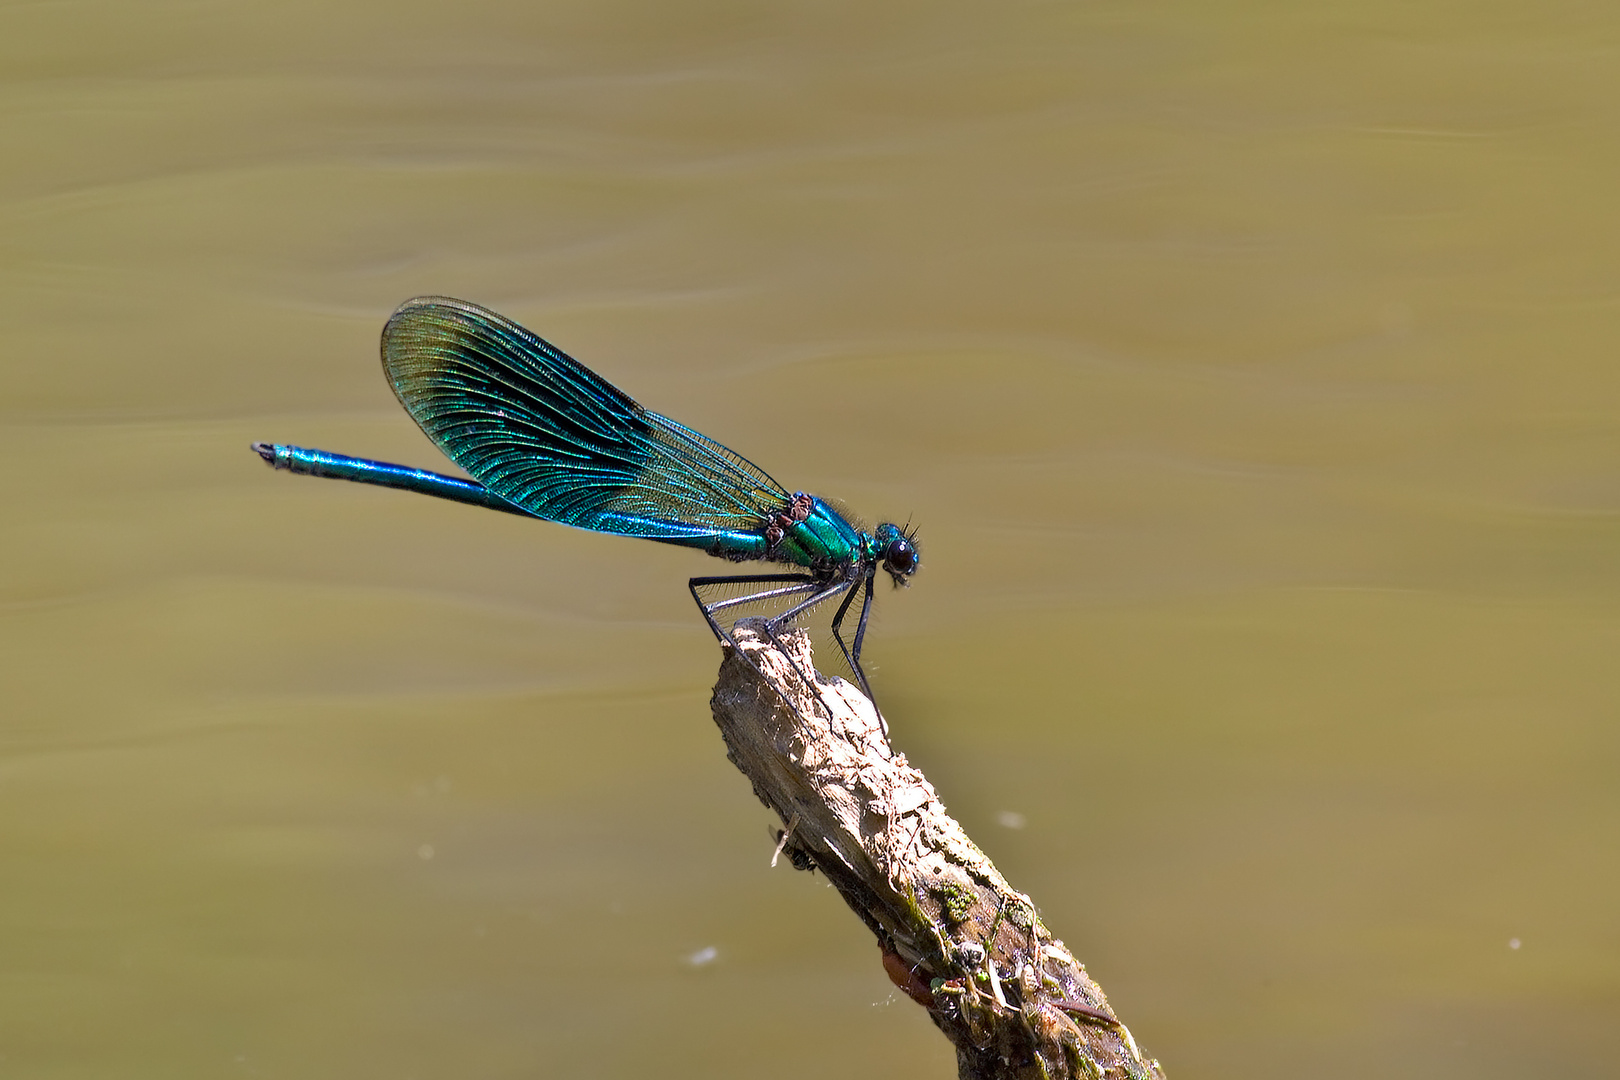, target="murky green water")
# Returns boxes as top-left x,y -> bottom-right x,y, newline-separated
3,2 -> 1617,1077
